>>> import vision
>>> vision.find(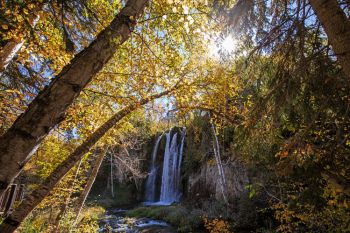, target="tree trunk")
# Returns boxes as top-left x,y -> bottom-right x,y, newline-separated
74,147 -> 108,222
211,123 -> 228,204
110,153 -> 115,198
52,158 -> 83,233
0,89 -> 173,233
309,0 -> 350,78
0,40 -> 25,76
0,7 -> 41,77
0,0 -> 148,198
